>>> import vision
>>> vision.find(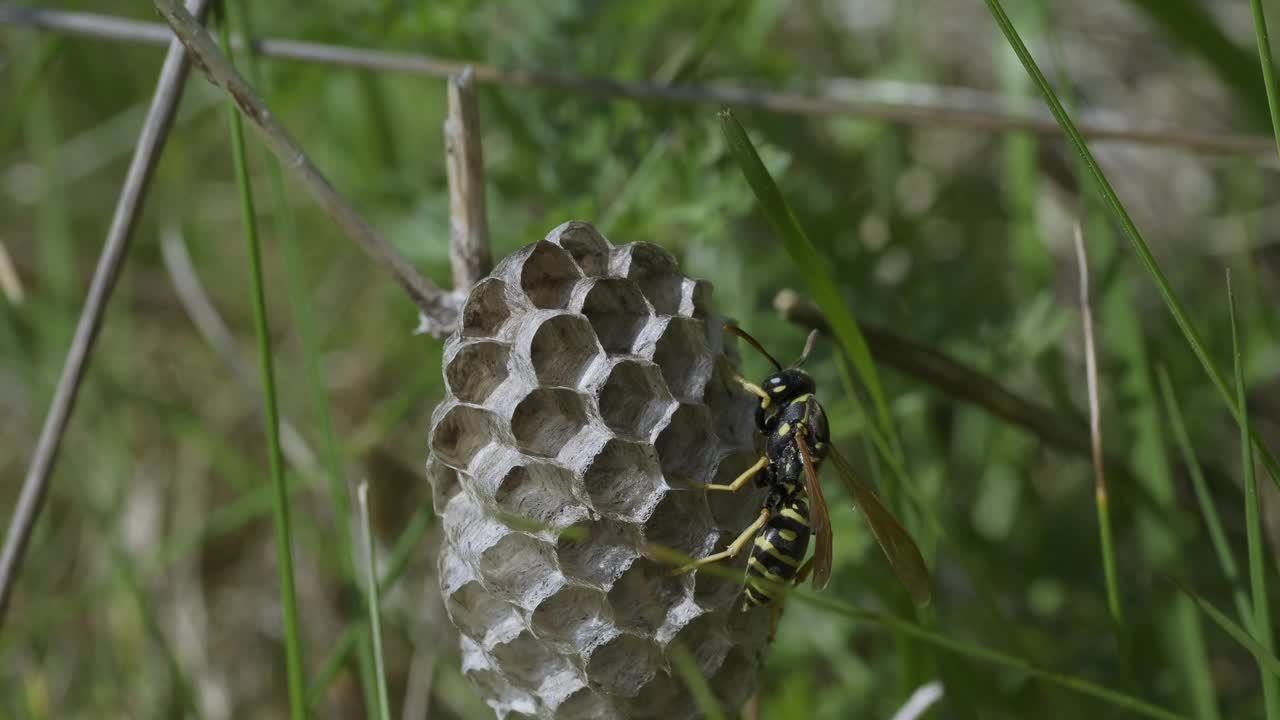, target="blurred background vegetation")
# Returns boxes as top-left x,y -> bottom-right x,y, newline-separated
3,0 -> 1280,718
